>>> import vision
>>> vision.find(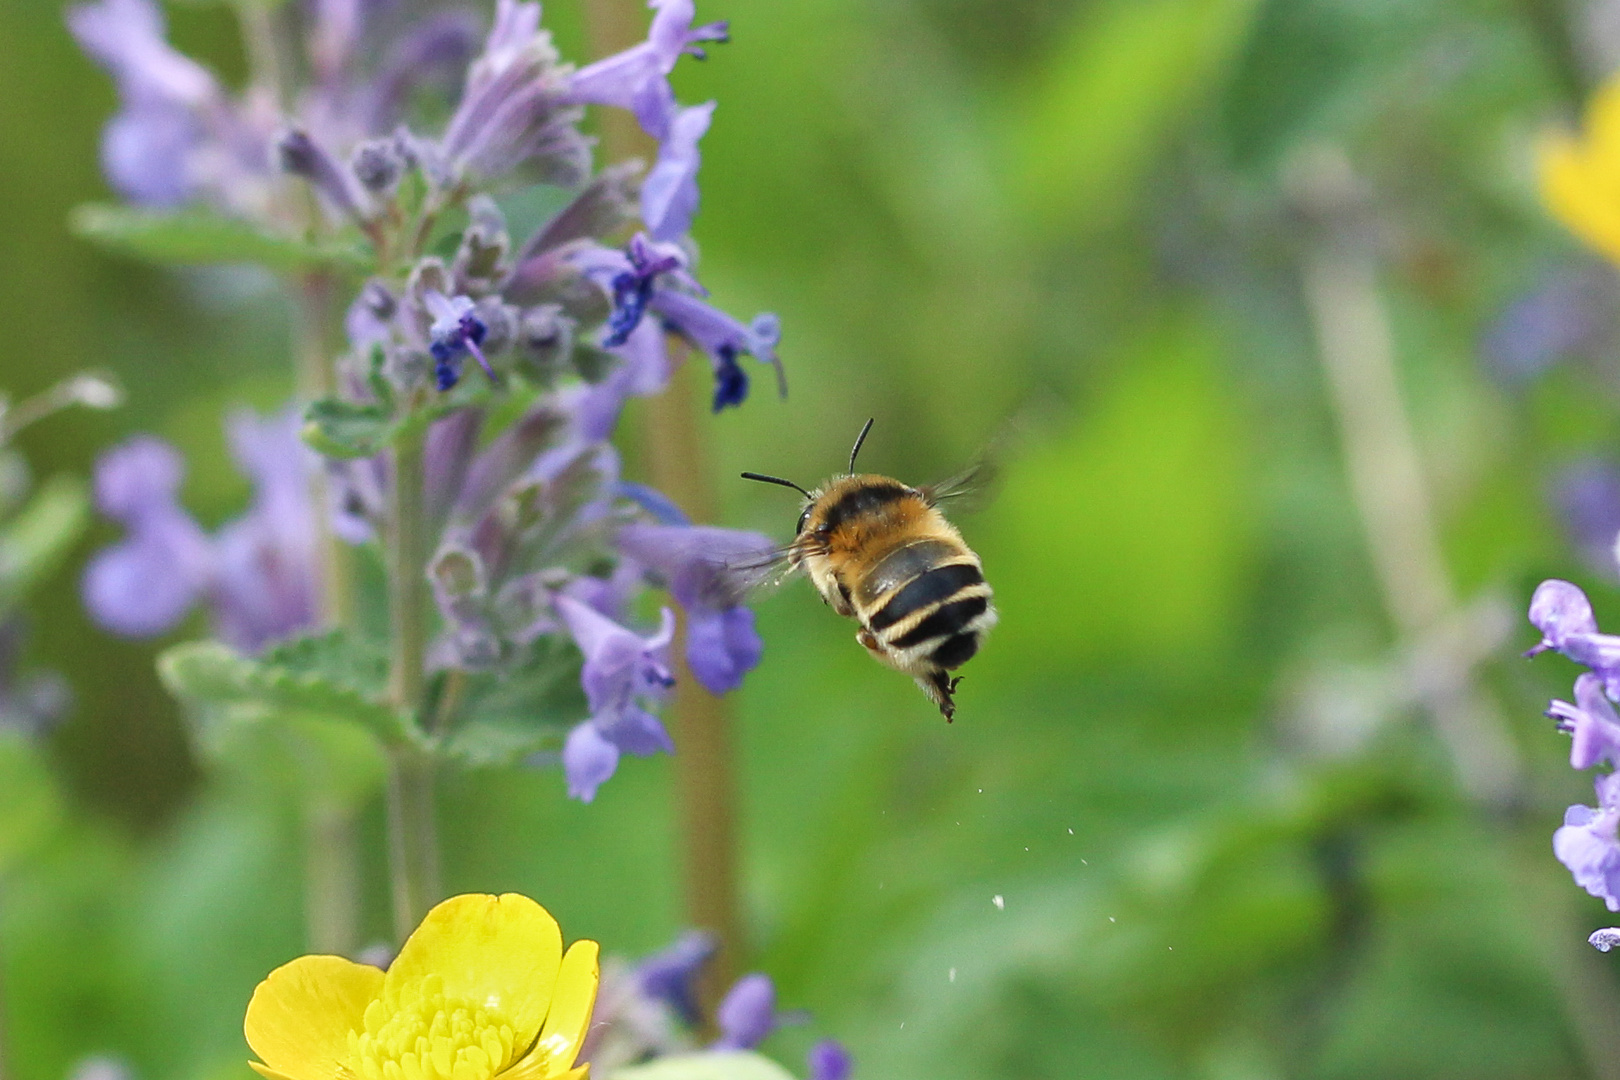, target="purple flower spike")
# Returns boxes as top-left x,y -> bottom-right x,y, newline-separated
566,0 -> 728,141
67,0 -> 217,110
82,437 -> 212,637
424,291 -> 493,390
641,100 -> 715,240
277,129 -> 373,225
636,930 -> 718,1025
616,523 -> 773,694
101,102 -> 198,207
712,973 -> 777,1051
1556,773 -> 1620,911
1549,673 -> 1620,770
808,1040 -> 854,1080
553,593 -> 677,801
